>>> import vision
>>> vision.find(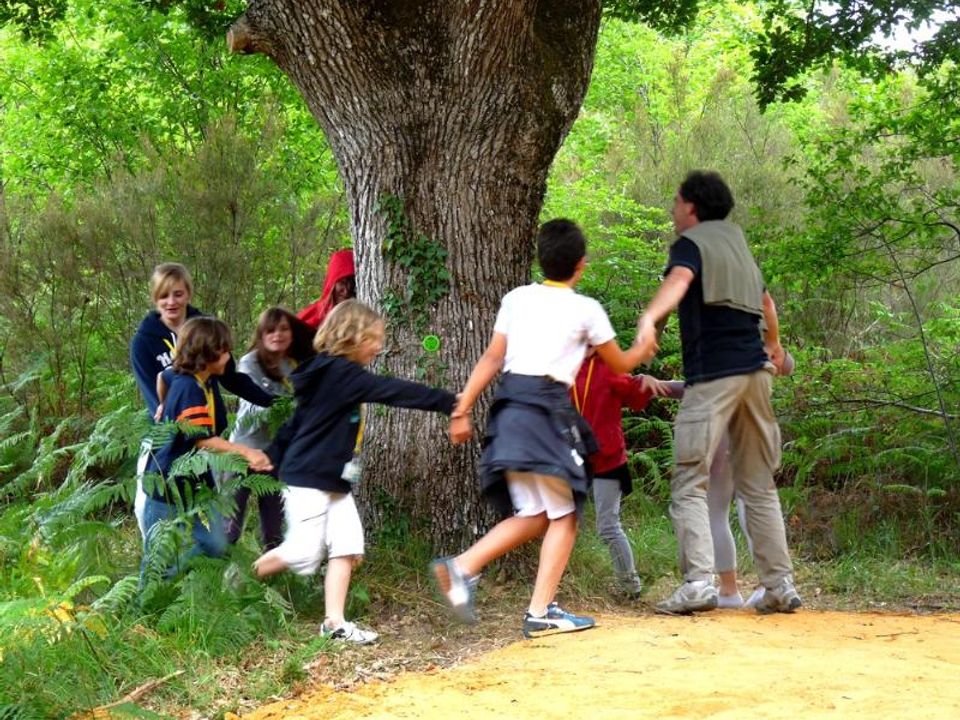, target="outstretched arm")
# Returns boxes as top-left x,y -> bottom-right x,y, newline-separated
593,337 -> 657,375
635,266 -> 694,360
450,332 -> 507,444
196,436 -> 273,472
220,355 -> 274,407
